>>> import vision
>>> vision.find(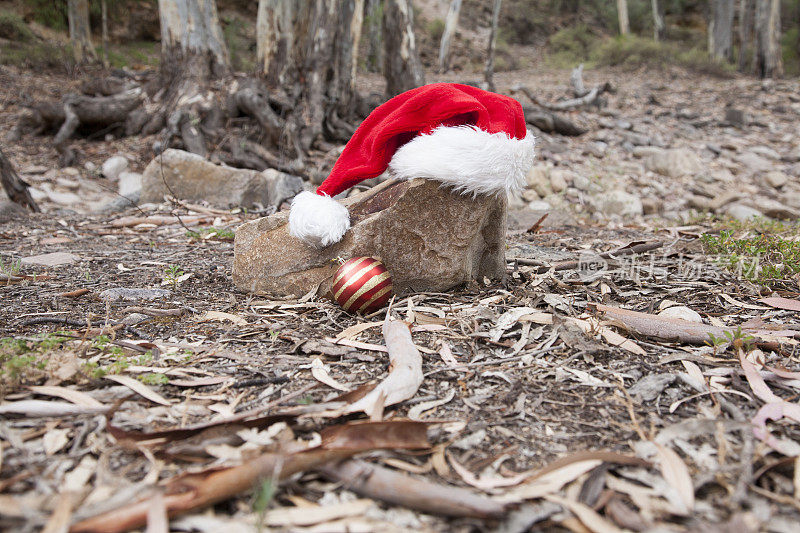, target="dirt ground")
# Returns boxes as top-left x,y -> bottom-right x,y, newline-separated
3,63 -> 800,532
